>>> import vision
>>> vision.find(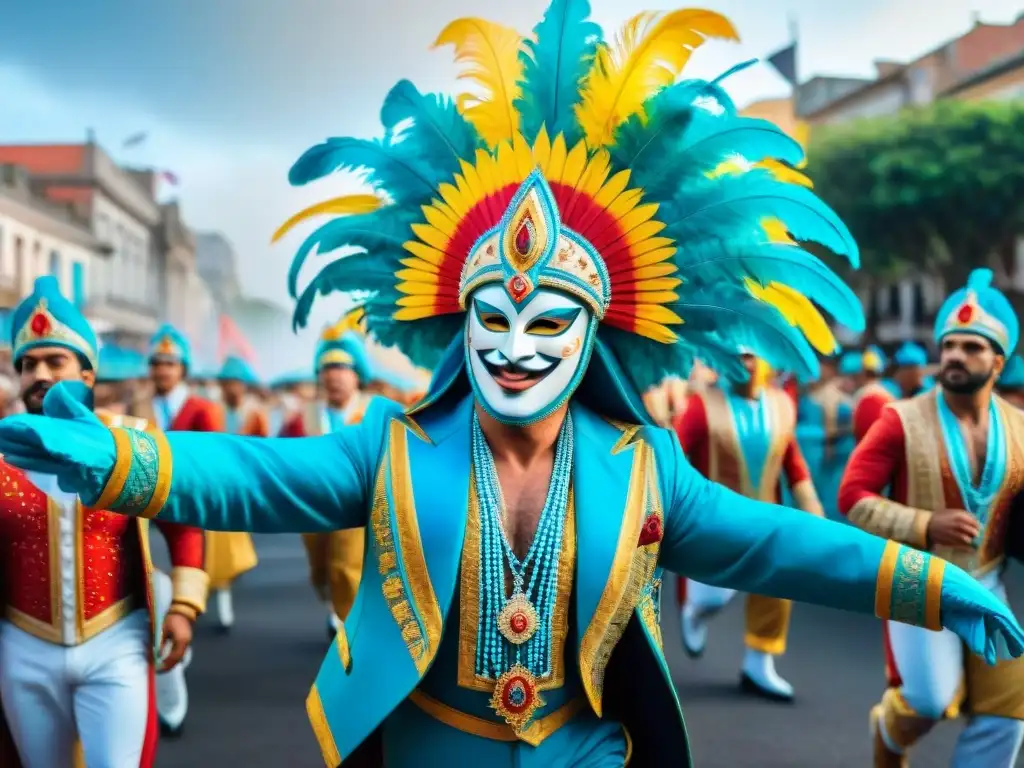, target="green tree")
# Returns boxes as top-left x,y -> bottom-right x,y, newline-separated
805,100 -> 1024,307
